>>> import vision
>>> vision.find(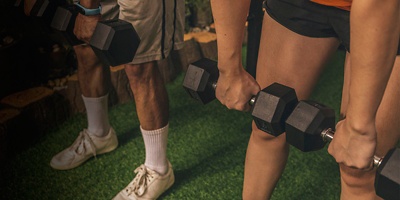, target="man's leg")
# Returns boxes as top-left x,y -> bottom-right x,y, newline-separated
125,61 -> 169,174
112,61 -> 173,200
75,45 -> 112,137
339,55 -> 400,200
112,0 -> 183,198
50,45 -> 117,170
50,0 -> 120,170
243,13 -> 340,199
